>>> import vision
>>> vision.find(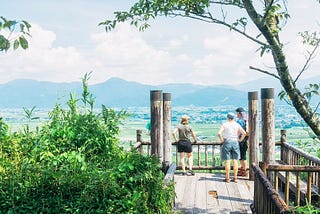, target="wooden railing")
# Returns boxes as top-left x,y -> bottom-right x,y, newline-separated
260,162 -> 320,207
134,130 -> 224,170
134,129 -> 320,209
251,163 -> 288,214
